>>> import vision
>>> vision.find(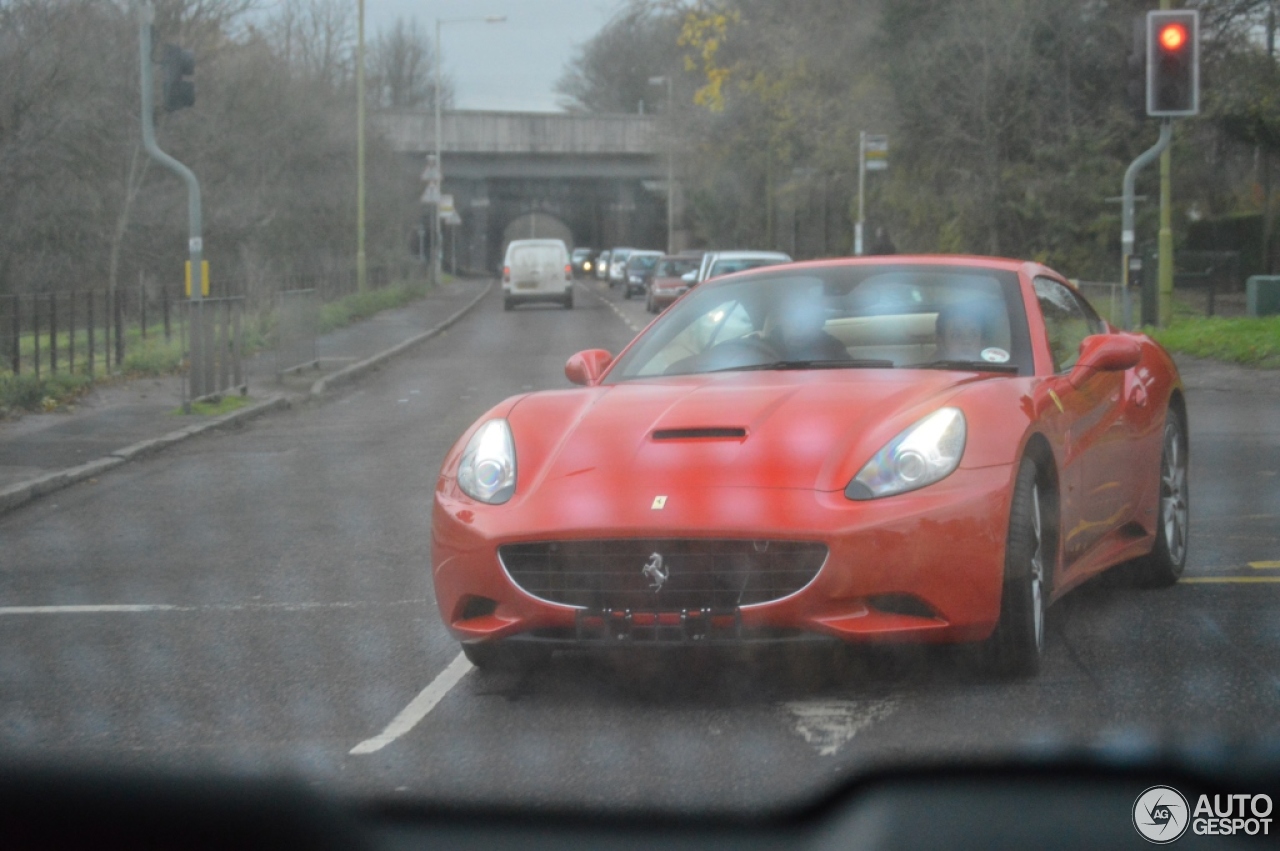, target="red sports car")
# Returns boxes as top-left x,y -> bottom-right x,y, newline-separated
432,256 -> 1188,676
